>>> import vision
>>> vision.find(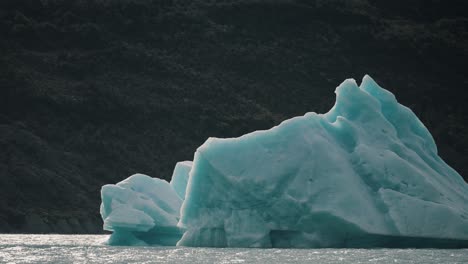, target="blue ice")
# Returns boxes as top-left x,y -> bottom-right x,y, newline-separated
100,161 -> 192,245
101,76 -> 468,248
